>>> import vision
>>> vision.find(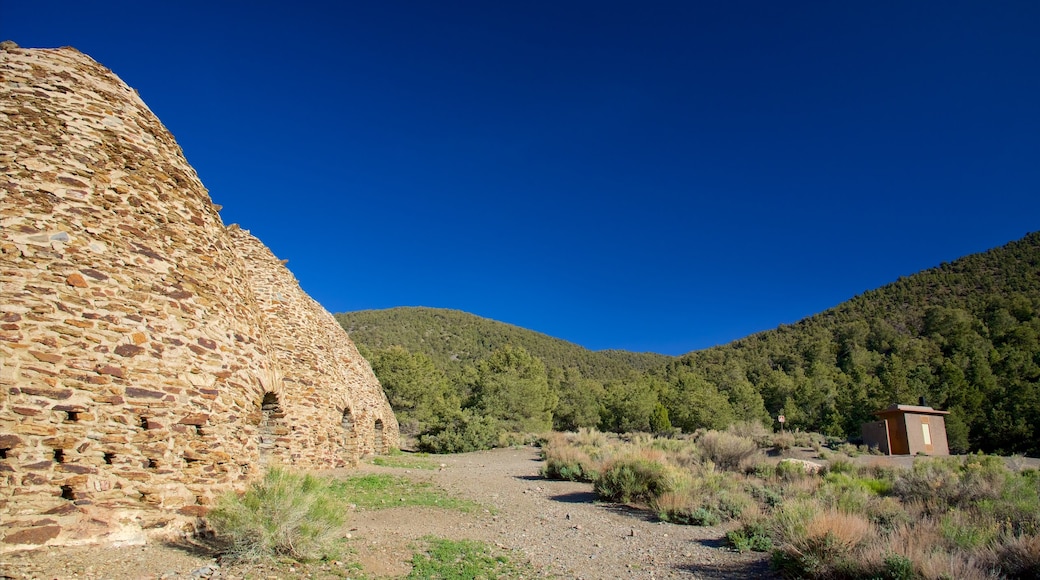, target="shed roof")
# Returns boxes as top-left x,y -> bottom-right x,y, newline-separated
875,404 -> 950,417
